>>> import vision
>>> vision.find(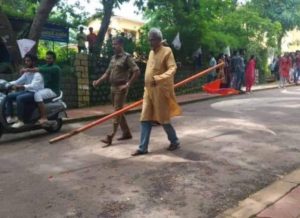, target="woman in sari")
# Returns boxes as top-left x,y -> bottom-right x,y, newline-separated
245,55 -> 256,93
279,53 -> 291,88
